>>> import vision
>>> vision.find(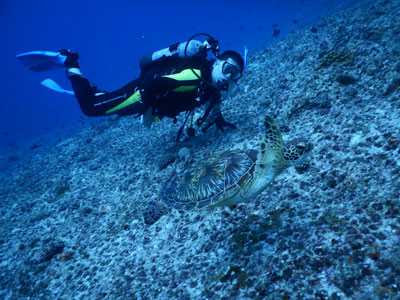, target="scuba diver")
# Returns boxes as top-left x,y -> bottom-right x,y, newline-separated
16,33 -> 246,141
